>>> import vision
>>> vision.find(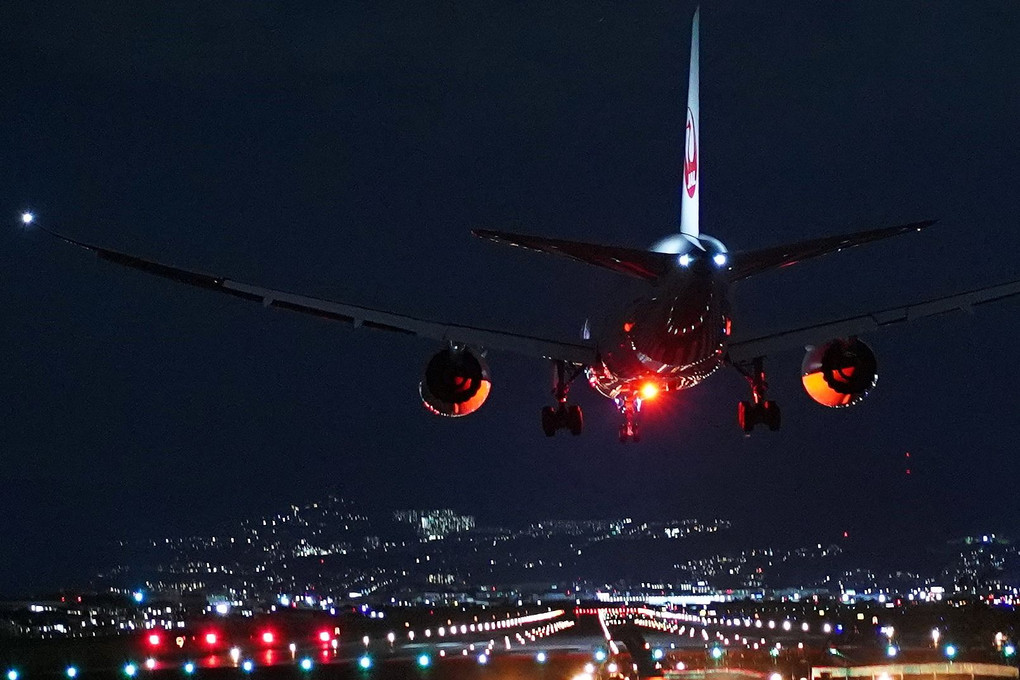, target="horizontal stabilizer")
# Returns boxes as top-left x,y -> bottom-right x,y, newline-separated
473,229 -> 676,281
727,220 -> 937,281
